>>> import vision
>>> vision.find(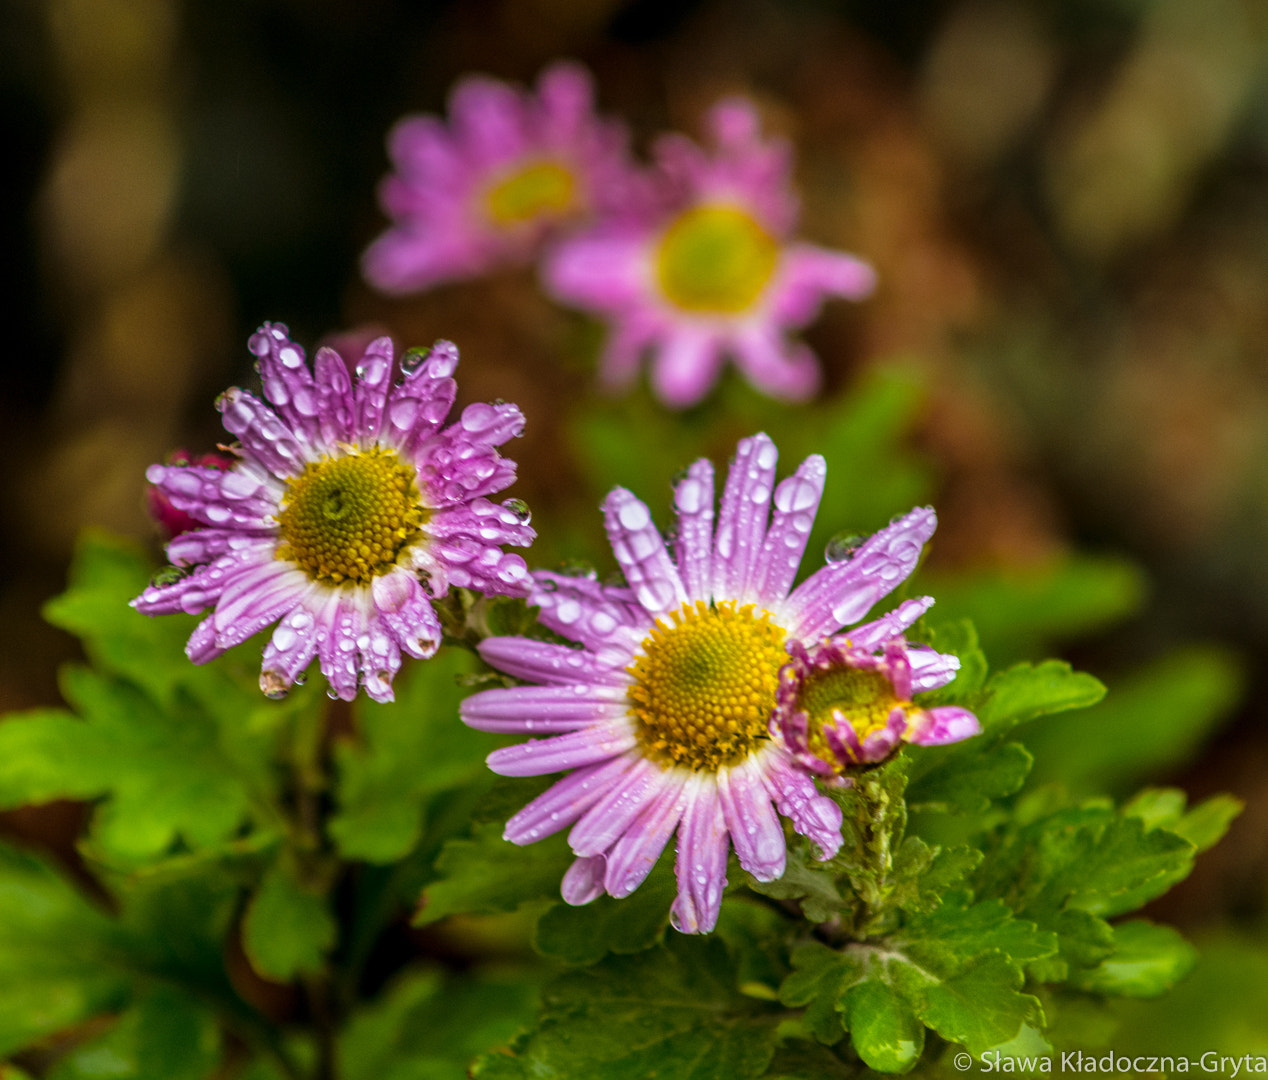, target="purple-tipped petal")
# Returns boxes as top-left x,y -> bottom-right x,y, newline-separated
461,685 -> 628,734
218,389 -> 308,479
312,345 -> 356,446
568,756 -> 666,858
908,705 -> 981,746
476,636 -> 627,688
730,329 -> 820,404
671,458 -> 715,601
859,708 -> 909,763
503,754 -> 638,844
371,570 -> 441,659
848,597 -> 936,651
712,434 -> 779,605
562,855 -> 607,906
351,336 -> 395,444
211,562 -> 310,650
487,720 -> 636,778
907,646 -> 961,693
318,593 -> 367,702
670,775 -> 728,934
604,488 -> 687,616
786,506 -> 937,639
529,572 -> 652,653
717,756 -> 786,882
186,615 -> 223,664
259,600 -> 323,695
604,770 -> 688,898
358,623 -> 402,704
760,749 -> 843,860
146,463 -> 275,532
387,343 -> 460,457
247,323 -> 322,450
754,453 -> 825,605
